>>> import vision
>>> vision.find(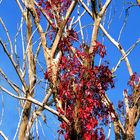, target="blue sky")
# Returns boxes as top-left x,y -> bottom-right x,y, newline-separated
0,0 -> 140,140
